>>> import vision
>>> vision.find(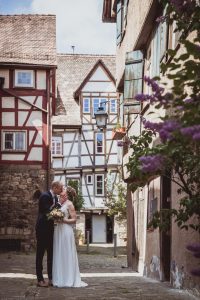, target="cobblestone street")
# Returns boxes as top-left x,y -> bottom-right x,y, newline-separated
0,245 -> 198,300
